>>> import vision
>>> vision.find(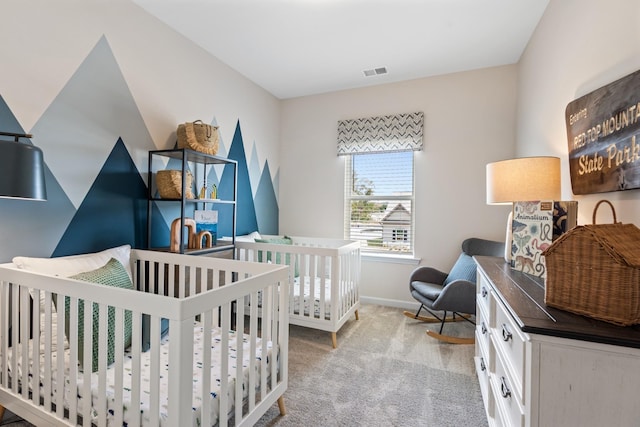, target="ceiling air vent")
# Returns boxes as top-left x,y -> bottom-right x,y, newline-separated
363,67 -> 388,77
